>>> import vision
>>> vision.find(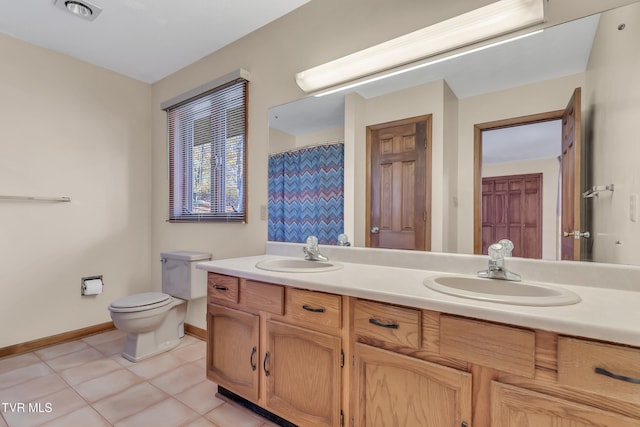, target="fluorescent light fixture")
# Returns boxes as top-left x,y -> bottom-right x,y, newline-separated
295,0 -> 545,93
